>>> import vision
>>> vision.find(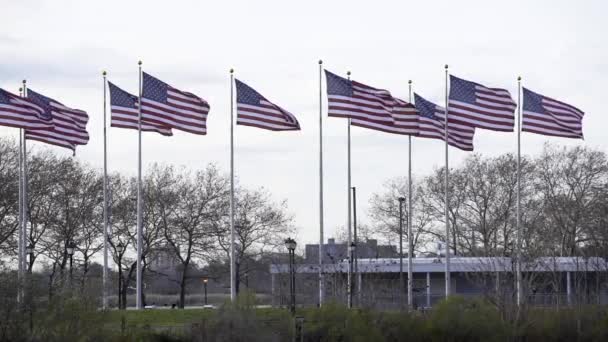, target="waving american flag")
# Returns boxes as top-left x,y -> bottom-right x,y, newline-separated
141,72 -> 210,135
235,79 -> 300,131
25,89 -> 89,151
522,87 -> 584,139
448,75 -> 516,132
